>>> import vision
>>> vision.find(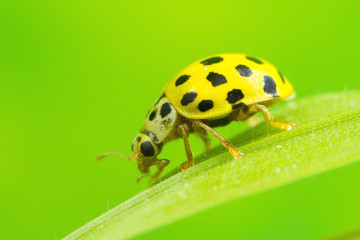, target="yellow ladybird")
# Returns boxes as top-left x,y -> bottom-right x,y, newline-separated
98,53 -> 295,183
